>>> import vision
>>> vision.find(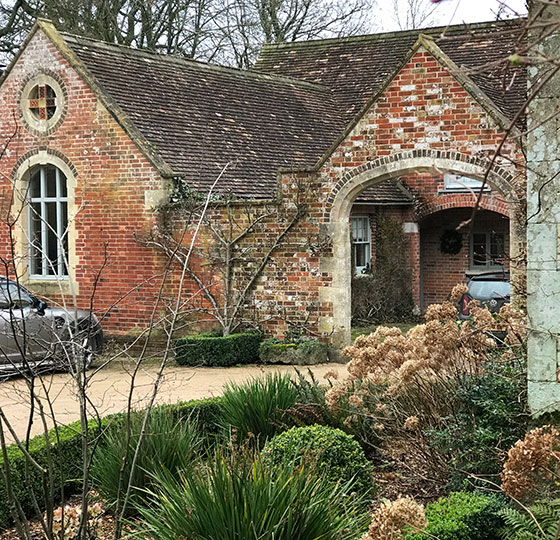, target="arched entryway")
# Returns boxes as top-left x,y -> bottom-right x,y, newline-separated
319,150 -> 523,348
